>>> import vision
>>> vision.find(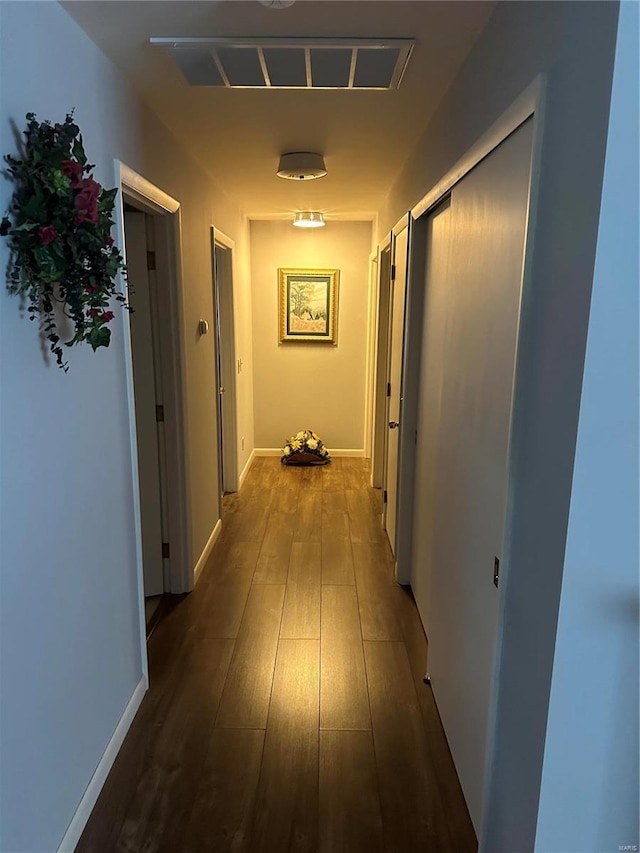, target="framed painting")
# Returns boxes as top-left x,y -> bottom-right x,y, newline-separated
278,268 -> 339,343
